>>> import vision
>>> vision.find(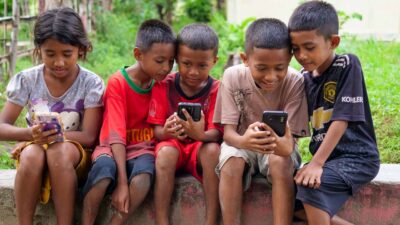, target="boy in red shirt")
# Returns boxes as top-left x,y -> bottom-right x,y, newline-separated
148,24 -> 221,225
81,20 -> 176,225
